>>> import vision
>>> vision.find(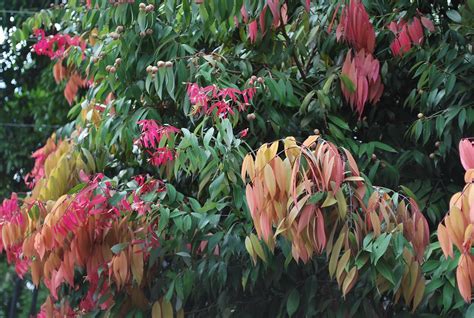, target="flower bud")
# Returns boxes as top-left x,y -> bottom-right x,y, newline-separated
145,4 -> 154,12
247,113 -> 256,121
